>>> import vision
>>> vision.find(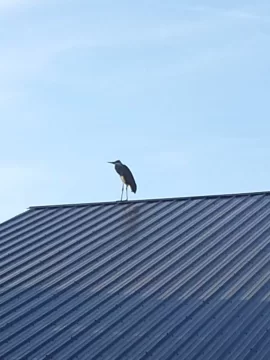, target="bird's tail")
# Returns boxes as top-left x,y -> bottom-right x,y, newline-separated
131,183 -> 137,193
